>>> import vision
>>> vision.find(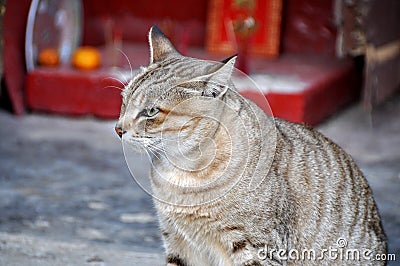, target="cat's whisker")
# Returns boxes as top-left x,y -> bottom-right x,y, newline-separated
150,145 -> 164,154
109,68 -> 131,84
102,85 -> 124,92
102,76 -> 126,87
149,143 -> 166,156
147,145 -> 163,161
115,48 -> 134,82
146,140 -> 164,153
150,151 -> 162,161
